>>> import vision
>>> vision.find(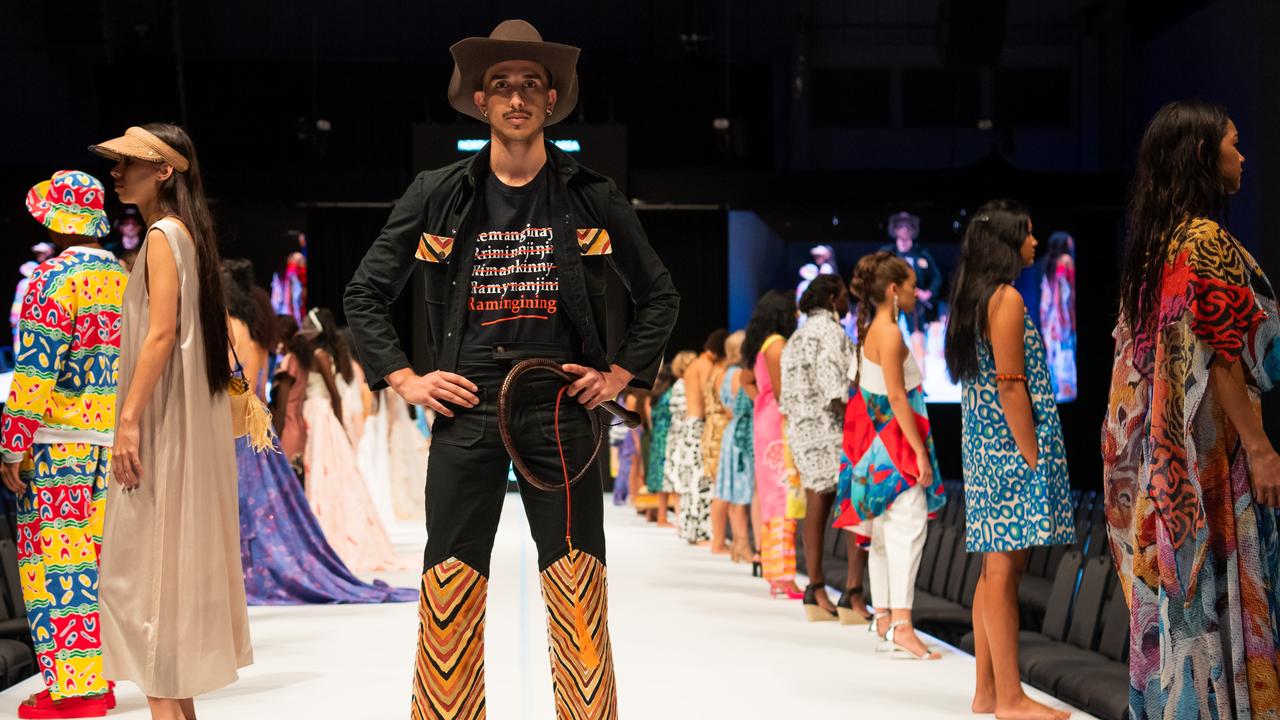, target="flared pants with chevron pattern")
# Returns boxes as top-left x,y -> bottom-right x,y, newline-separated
409,356 -> 617,719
